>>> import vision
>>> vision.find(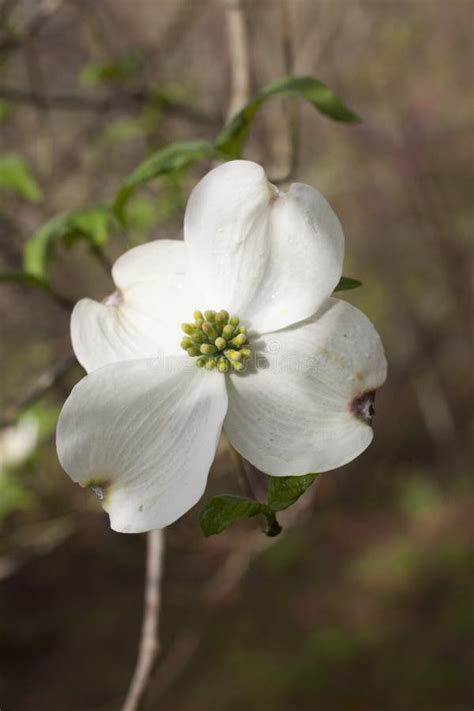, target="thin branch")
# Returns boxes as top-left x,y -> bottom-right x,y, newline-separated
0,353 -> 77,428
121,529 -> 165,711
273,0 -> 300,184
222,0 -> 251,121
0,0 -> 67,55
0,85 -> 216,124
